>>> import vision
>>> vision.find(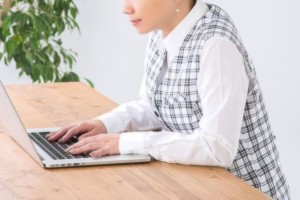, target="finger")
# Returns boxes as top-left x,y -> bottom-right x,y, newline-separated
46,129 -> 60,139
46,132 -> 55,139
66,136 -> 94,151
59,123 -> 92,143
89,147 -> 117,158
69,143 -> 101,155
48,125 -> 76,142
89,148 -> 107,158
47,125 -> 76,141
78,131 -> 99,140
